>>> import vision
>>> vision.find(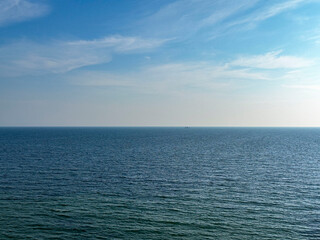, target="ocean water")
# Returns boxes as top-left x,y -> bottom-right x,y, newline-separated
0,127 -> 320,239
